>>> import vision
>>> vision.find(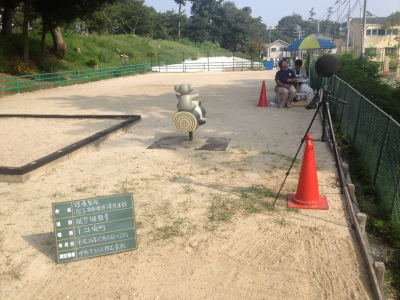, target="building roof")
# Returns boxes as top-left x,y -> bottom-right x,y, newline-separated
266,39 -> 290,47
352,17 -> 387,25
